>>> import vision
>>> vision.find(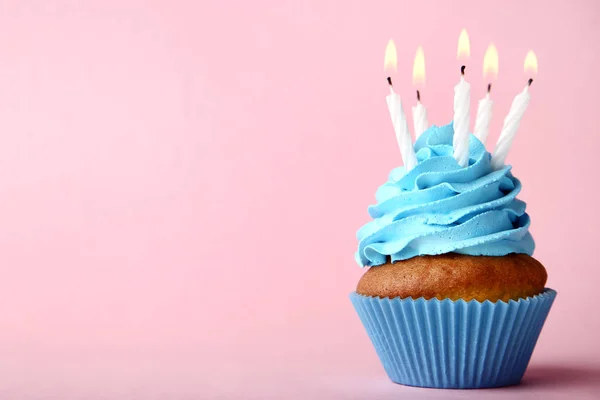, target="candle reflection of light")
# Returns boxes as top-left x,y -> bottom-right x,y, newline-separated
483,44 -> 499,81
384,39 -> 398,73
412,46 -> 425,86
524,50 -> 538,77
457,29 -> 470,60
